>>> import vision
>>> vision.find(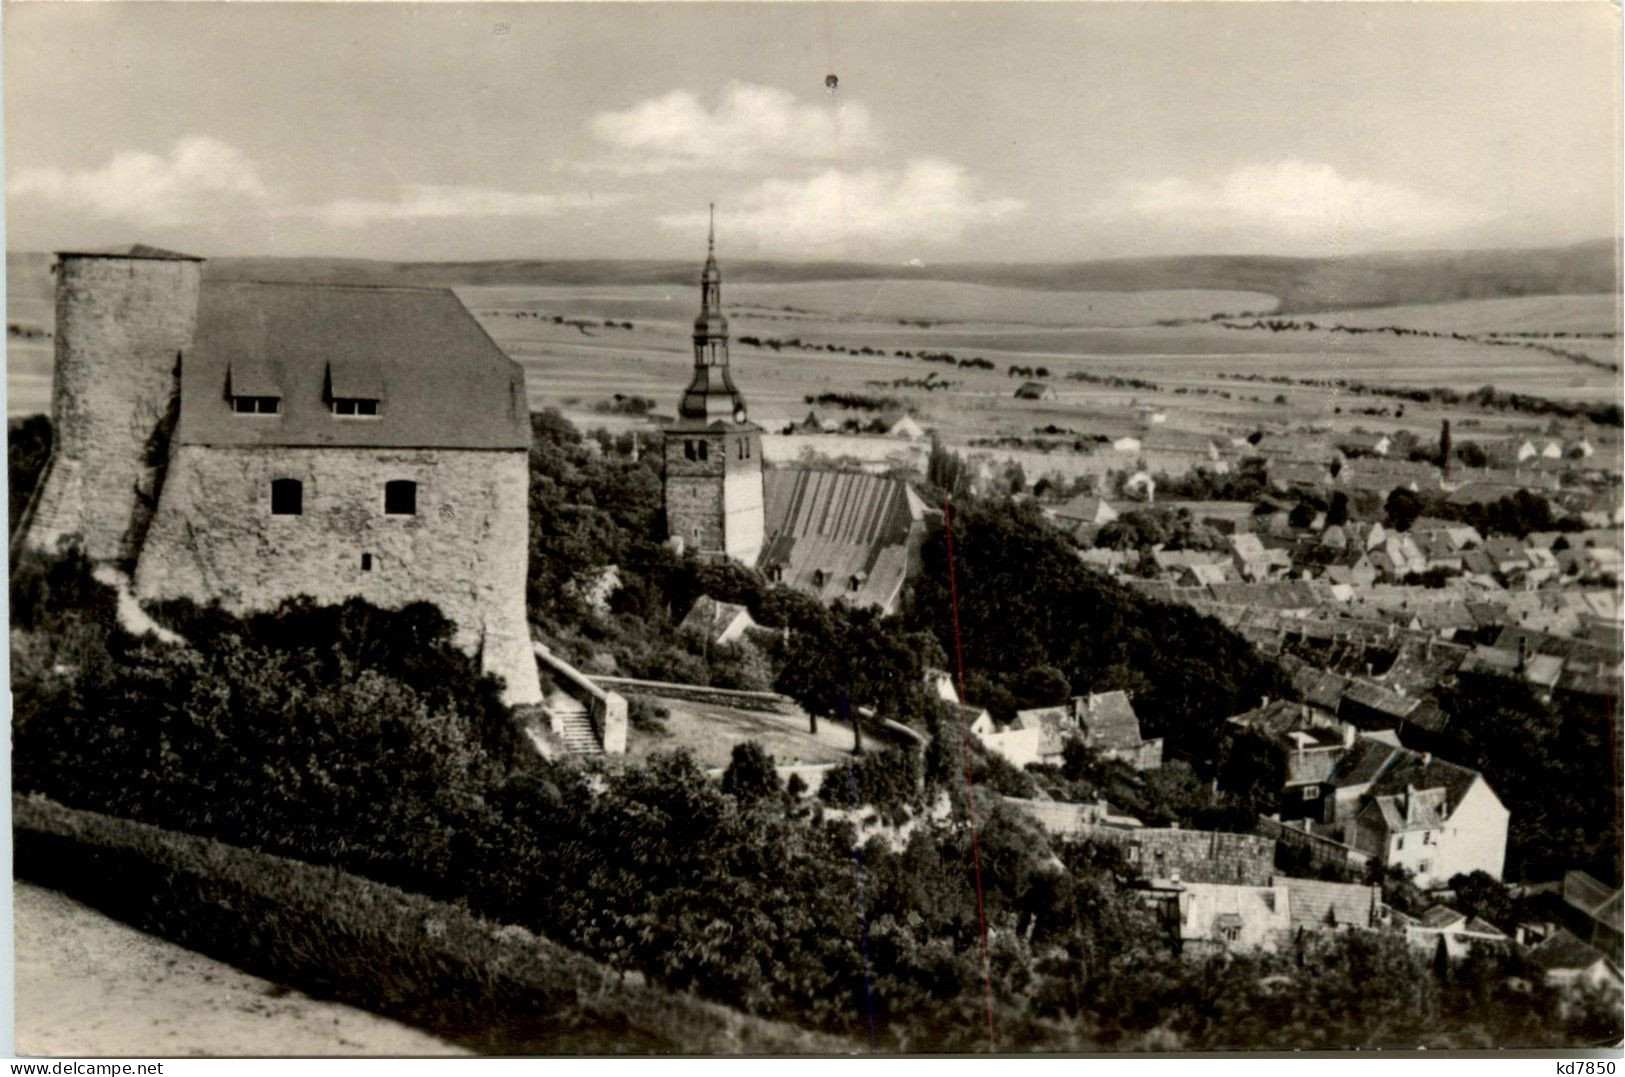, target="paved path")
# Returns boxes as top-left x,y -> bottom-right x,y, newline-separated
14,883 -> 467,1057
